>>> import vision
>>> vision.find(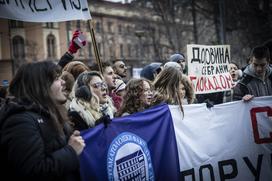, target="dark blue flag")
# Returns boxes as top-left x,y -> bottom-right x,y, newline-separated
79,103 -> 180,181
